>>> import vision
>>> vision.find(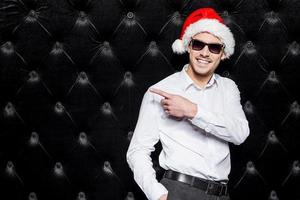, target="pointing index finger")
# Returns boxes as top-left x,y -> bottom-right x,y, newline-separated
149,88 -> 172,99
